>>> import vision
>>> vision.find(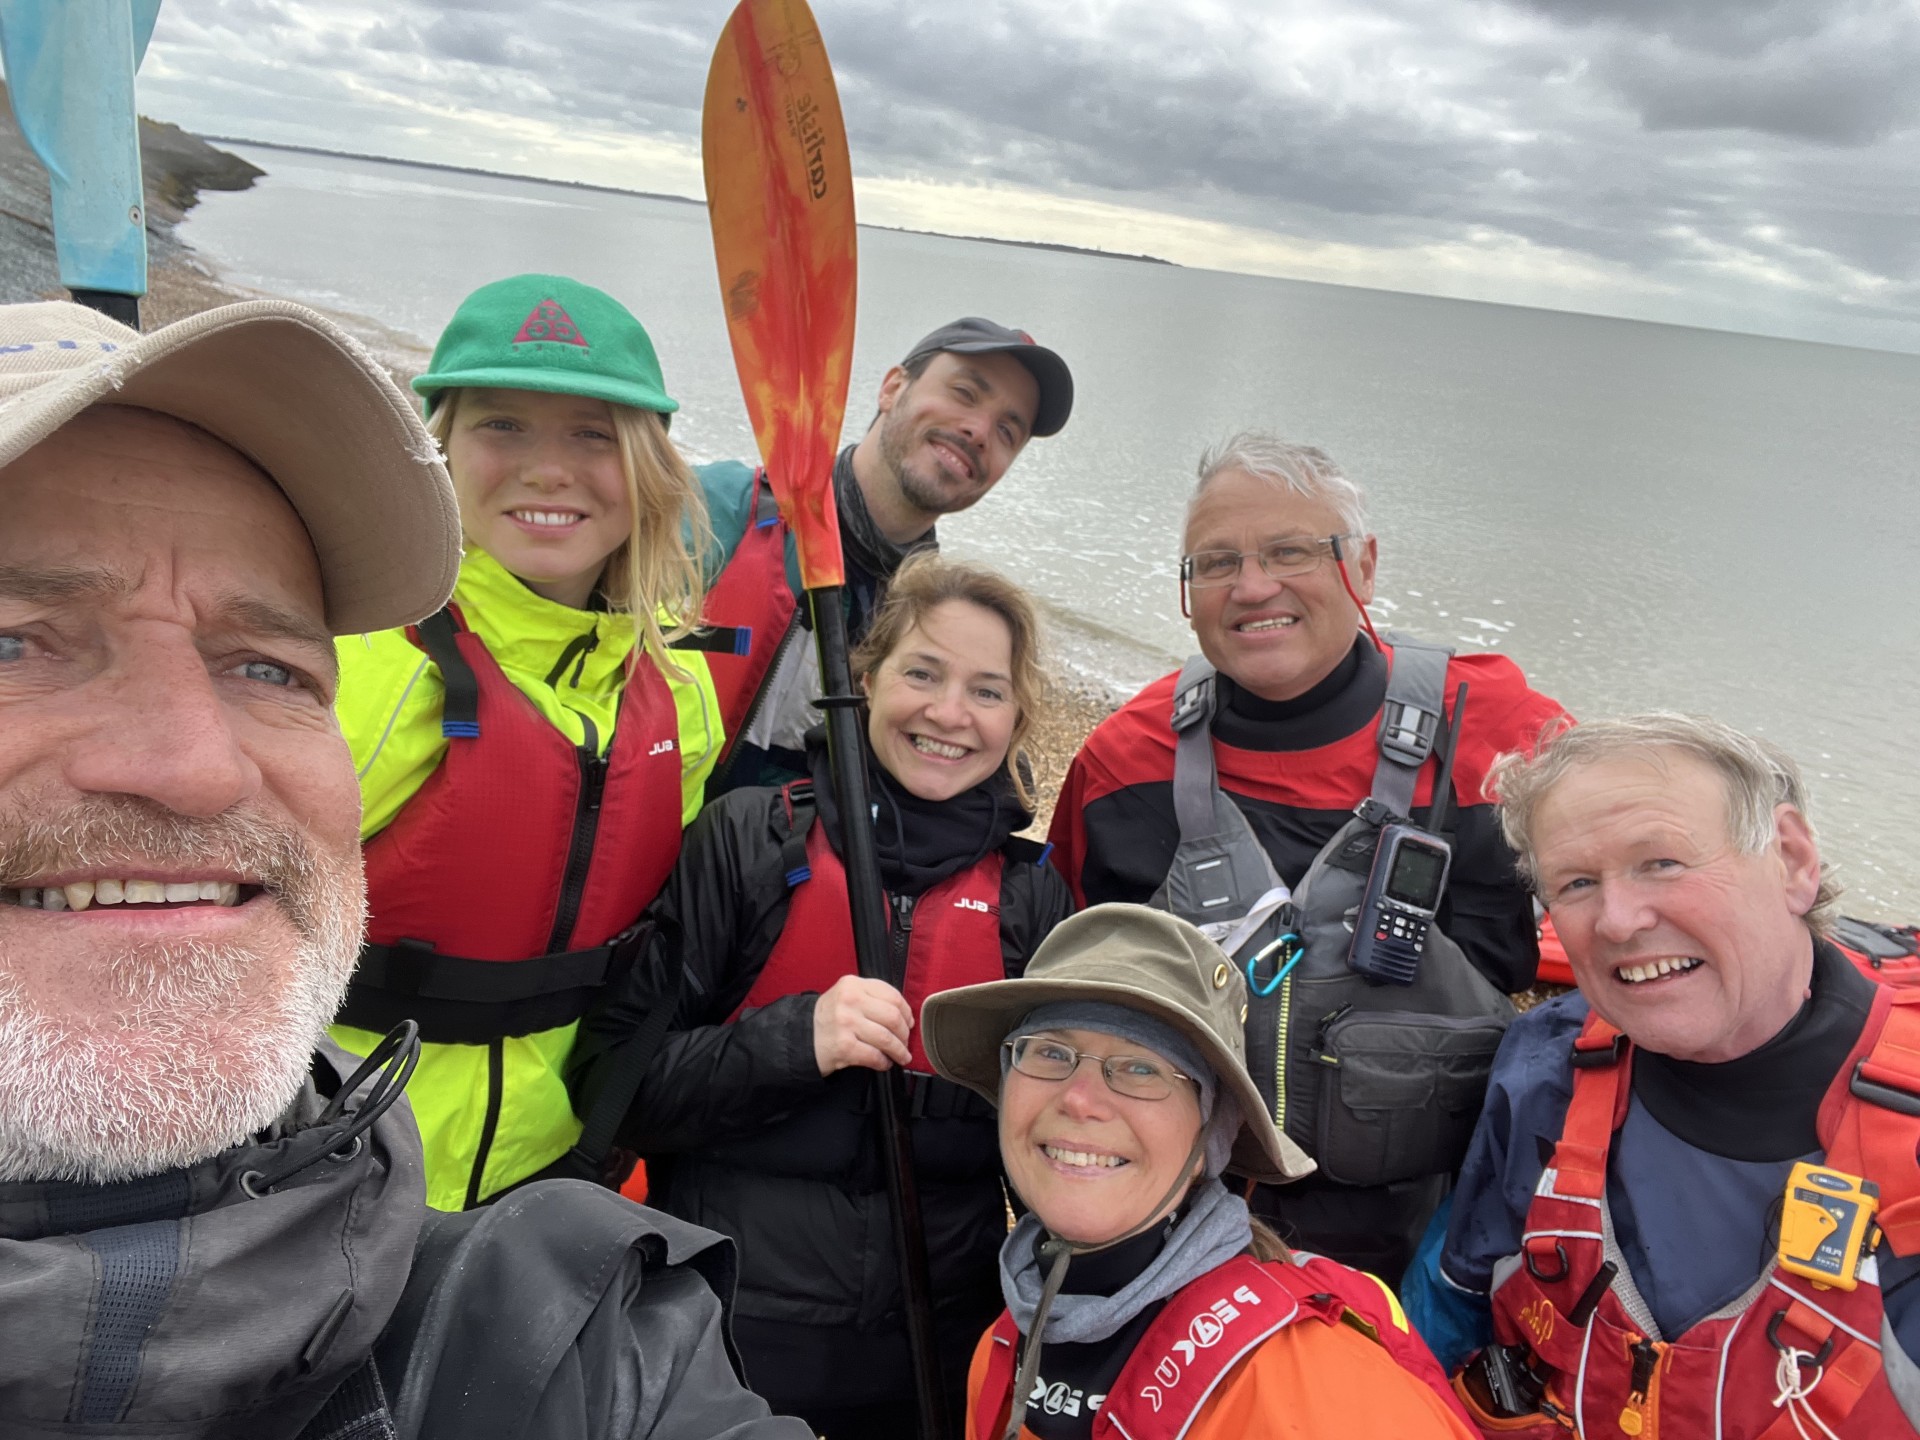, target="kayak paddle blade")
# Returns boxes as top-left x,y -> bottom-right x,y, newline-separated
703,0 -> 857,592
0,0 -> 152,301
